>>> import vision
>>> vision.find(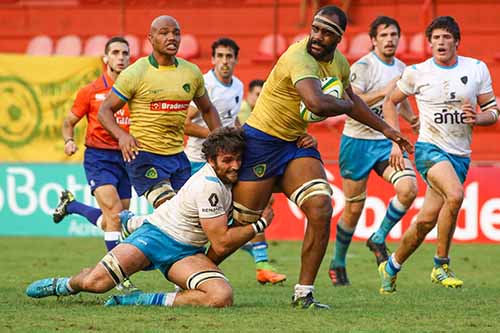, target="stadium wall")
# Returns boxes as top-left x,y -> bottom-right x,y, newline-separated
1,163 -> 499,243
